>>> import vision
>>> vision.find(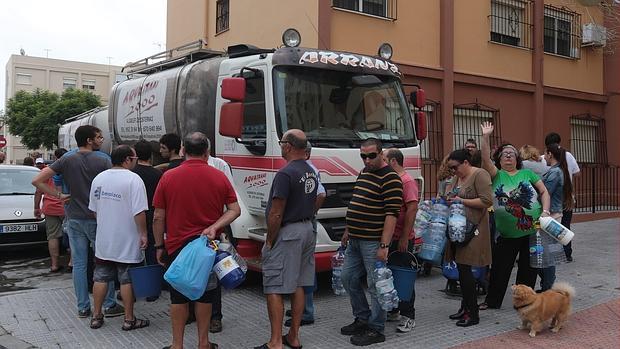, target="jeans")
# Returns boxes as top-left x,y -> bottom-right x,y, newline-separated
538,266 -> 556,291
301,276 -> 318,322
341,239 -> 385,334
67,219 -> 116,311
561,209 -> 573,259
